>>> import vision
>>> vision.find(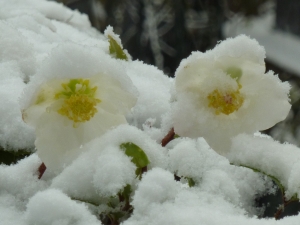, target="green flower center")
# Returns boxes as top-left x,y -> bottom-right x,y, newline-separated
55,79 -> 101,125
226,67 -> 242,81
207,85 -> 244,115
